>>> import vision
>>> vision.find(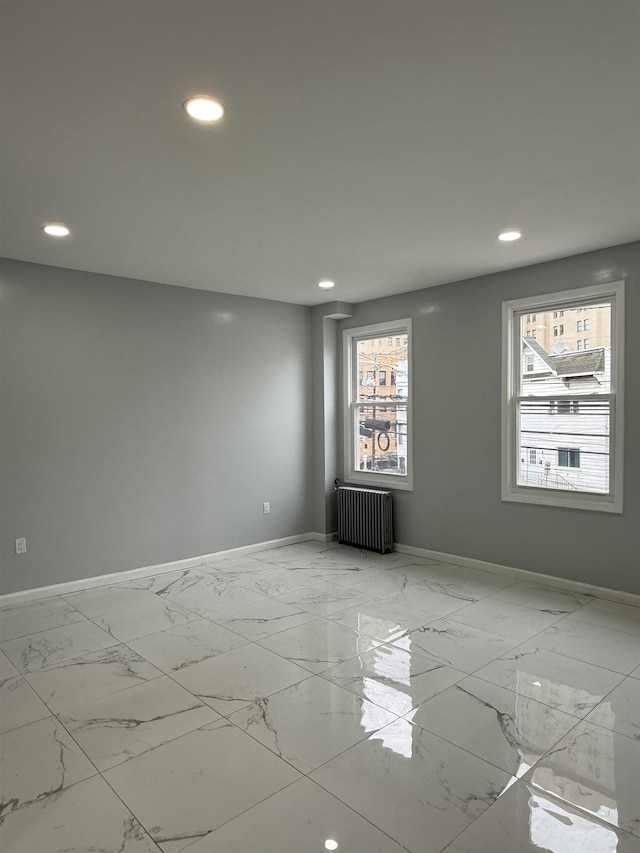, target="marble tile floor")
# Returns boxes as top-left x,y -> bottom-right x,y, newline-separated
1,540 -> 639,853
